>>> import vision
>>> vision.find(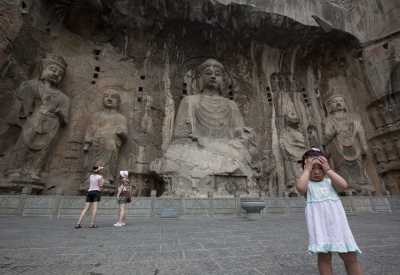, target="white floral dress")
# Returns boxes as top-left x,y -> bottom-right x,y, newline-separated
306,178 -> 361,254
